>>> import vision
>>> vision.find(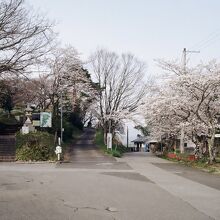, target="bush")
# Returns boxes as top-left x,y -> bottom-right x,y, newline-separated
0,113 -> 20,126
16,132 -> 56,161
175,149 -> 181,154
95,129 -> 106,151
95,129 -> 127,158
108,149 -> 122,157
63,120 -> 74,141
